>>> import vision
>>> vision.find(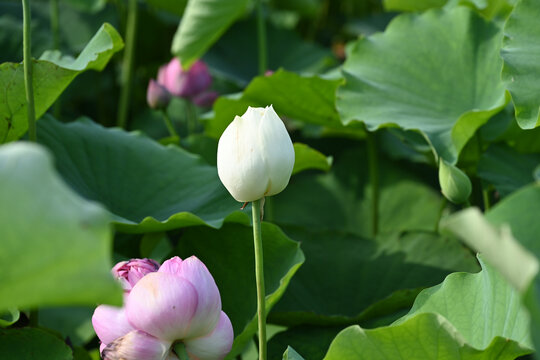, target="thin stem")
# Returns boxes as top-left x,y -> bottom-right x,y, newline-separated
256,0 -> 267,75
251,199 -> 267,360
162,111 -> 179,139
434,197 -> 448,233
185,101 -> 197,135
22,0 -> 36,142
50,0 -> 62,119
482,185 -> 491,211
117,0 -> 138,129
366,130 -> 379,237
50,0 -> 59,50
173,342 -> 190,360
